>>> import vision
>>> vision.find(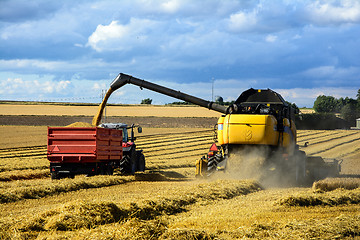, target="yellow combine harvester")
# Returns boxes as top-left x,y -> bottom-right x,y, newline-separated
95,73 -> 341,185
